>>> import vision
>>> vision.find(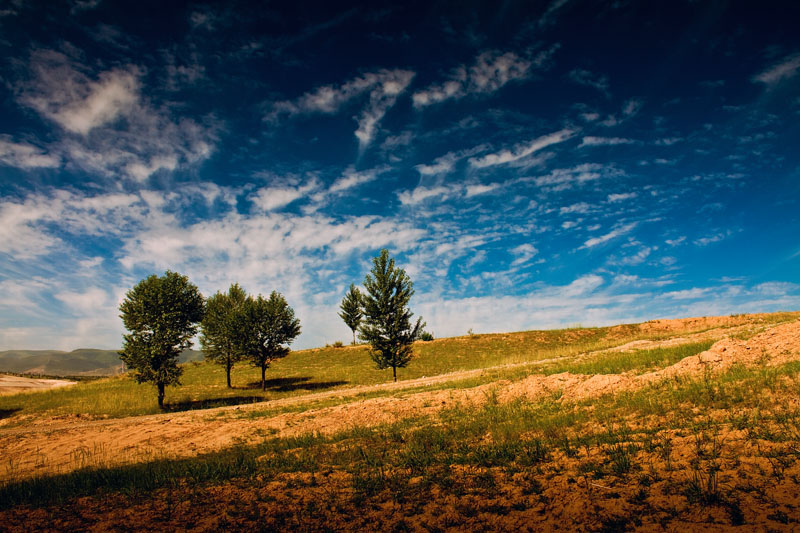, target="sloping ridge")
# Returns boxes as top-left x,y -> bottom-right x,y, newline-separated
1,319 -> 798,482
